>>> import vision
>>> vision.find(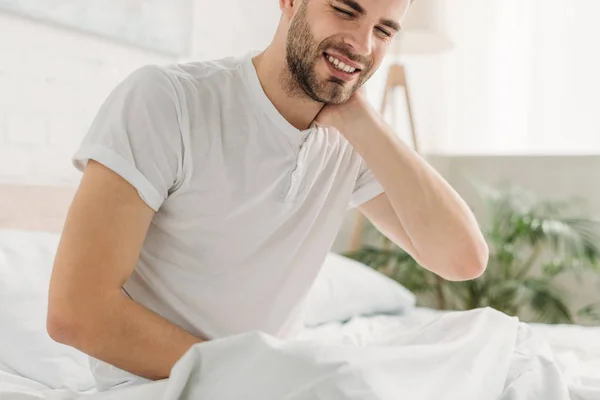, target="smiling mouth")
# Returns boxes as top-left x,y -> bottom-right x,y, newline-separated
323,52 -> 362,75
